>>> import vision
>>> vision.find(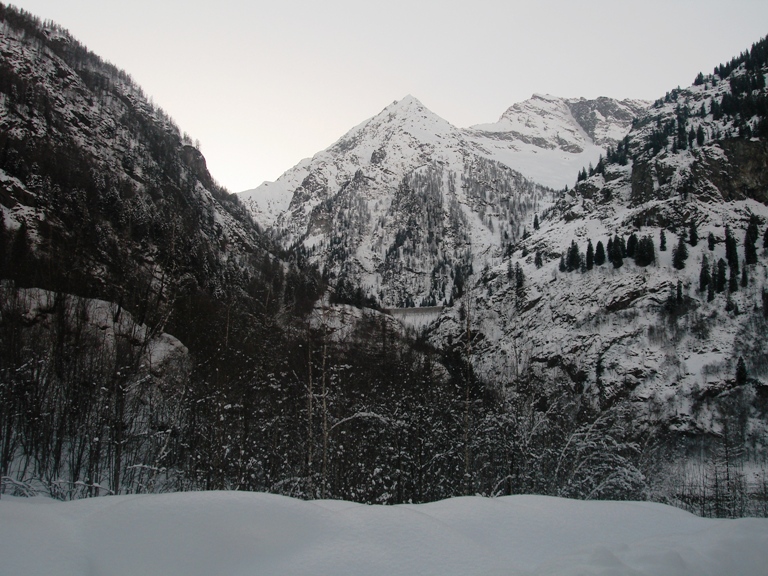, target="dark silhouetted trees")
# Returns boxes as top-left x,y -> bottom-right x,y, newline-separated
595,241 -> 606,266
634,236 -> 655,267
672,233 -> 688,269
